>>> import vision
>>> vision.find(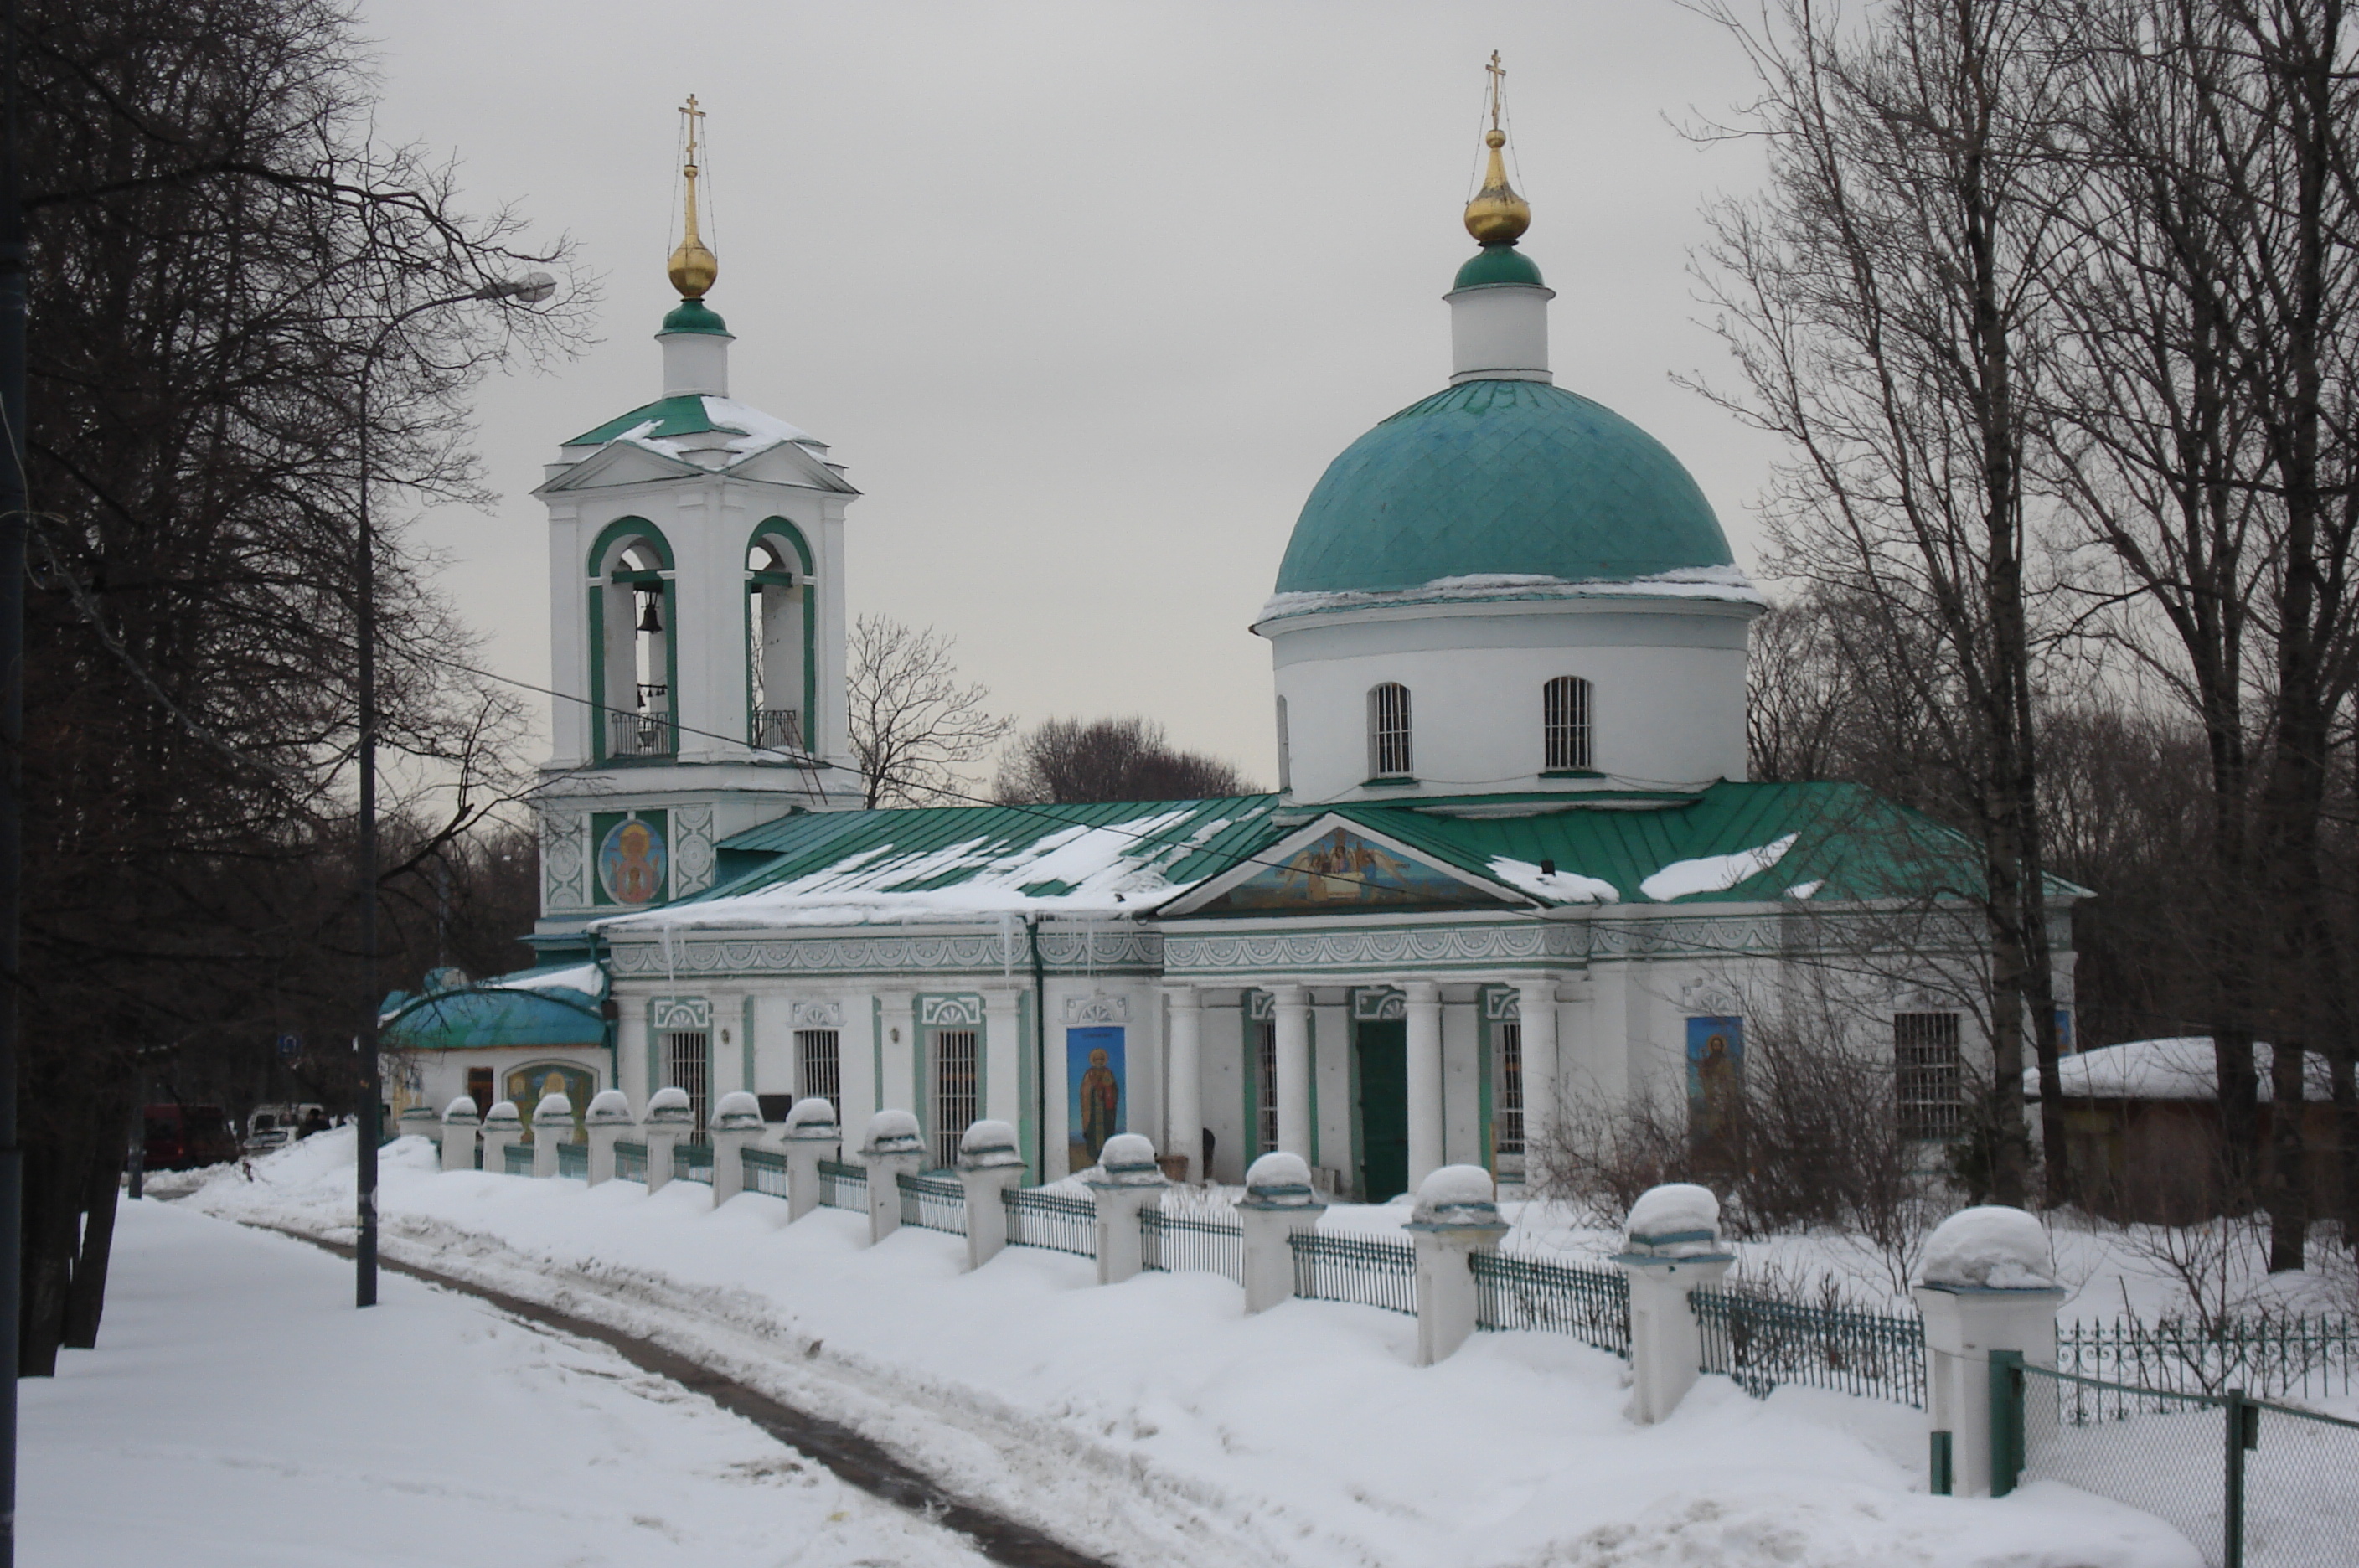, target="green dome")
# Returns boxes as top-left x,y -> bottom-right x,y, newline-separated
660,298 -> 730,336
1272,379 -> 1734,596
1453,245 -> 1545,290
